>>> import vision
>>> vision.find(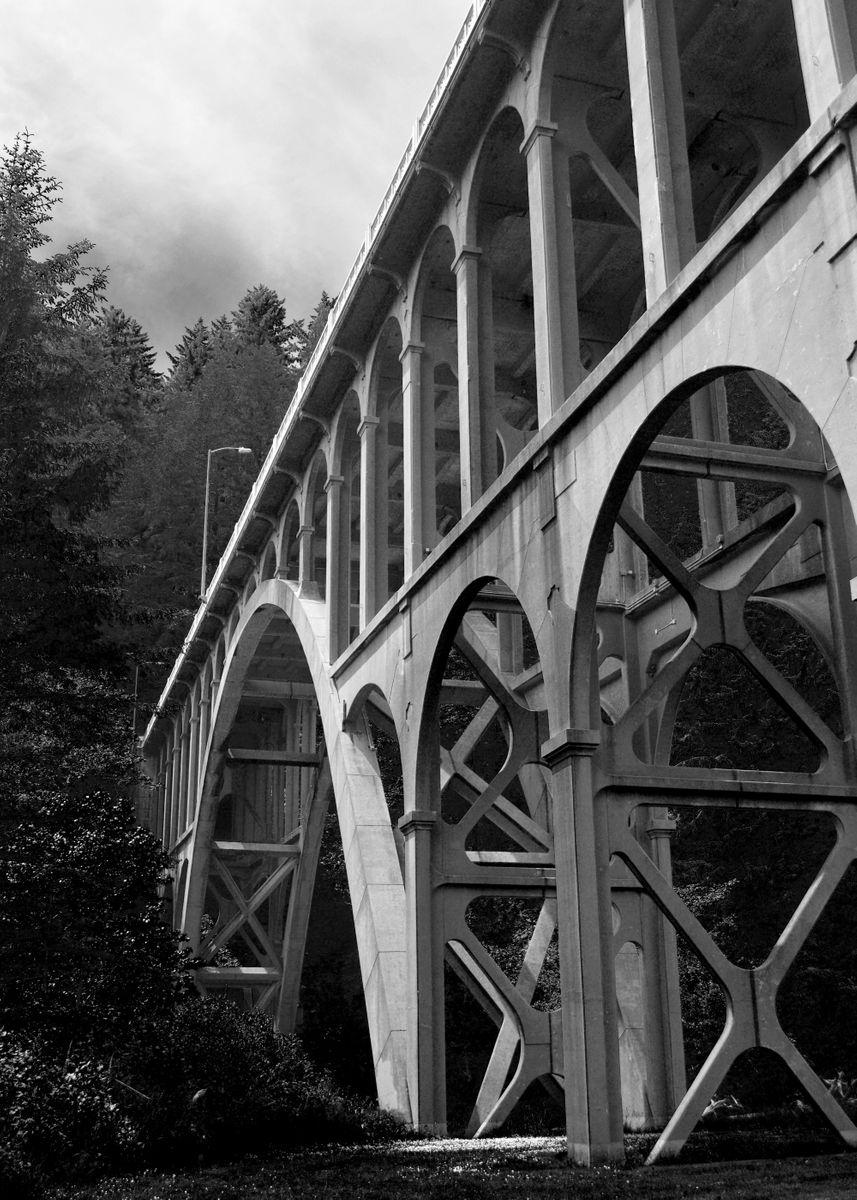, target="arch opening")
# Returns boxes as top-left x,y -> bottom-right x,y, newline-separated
416,576 -> 557,1135
578,364 -> 857,1157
